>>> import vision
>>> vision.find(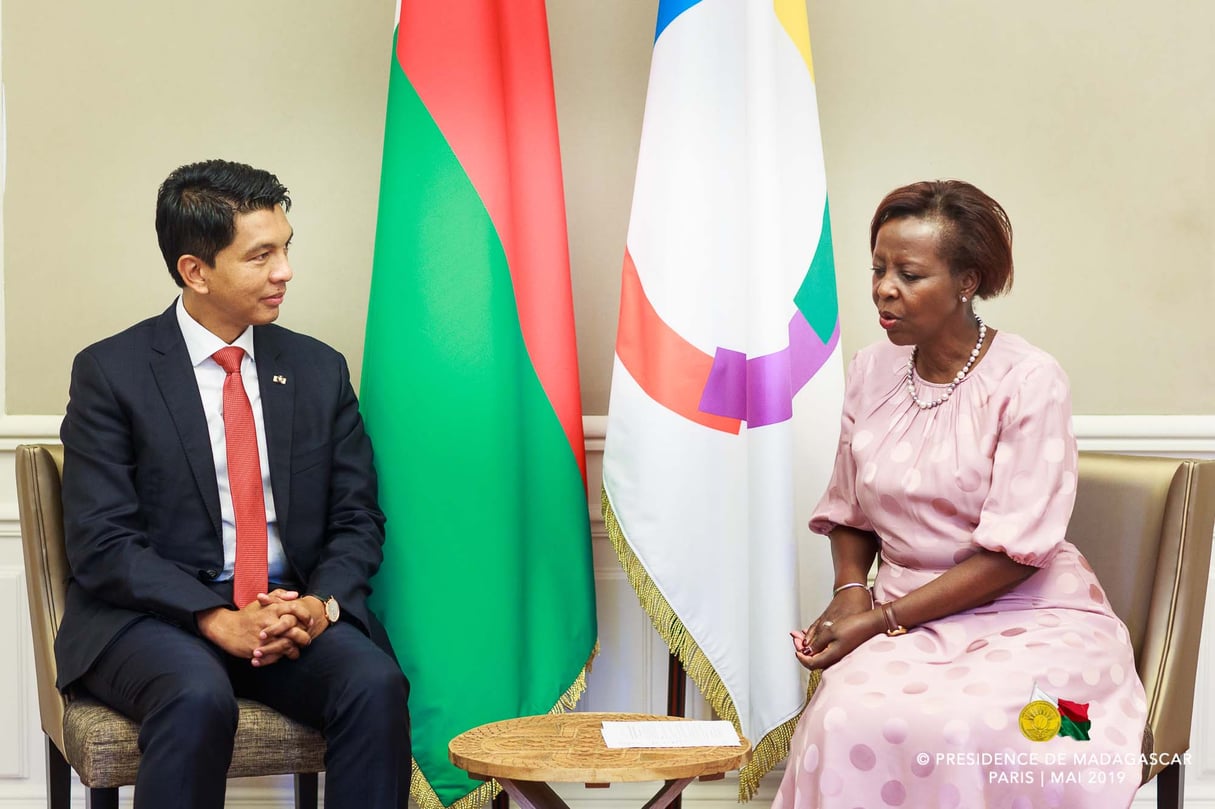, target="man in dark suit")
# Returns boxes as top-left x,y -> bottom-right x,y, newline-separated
57,159 -> 410,809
